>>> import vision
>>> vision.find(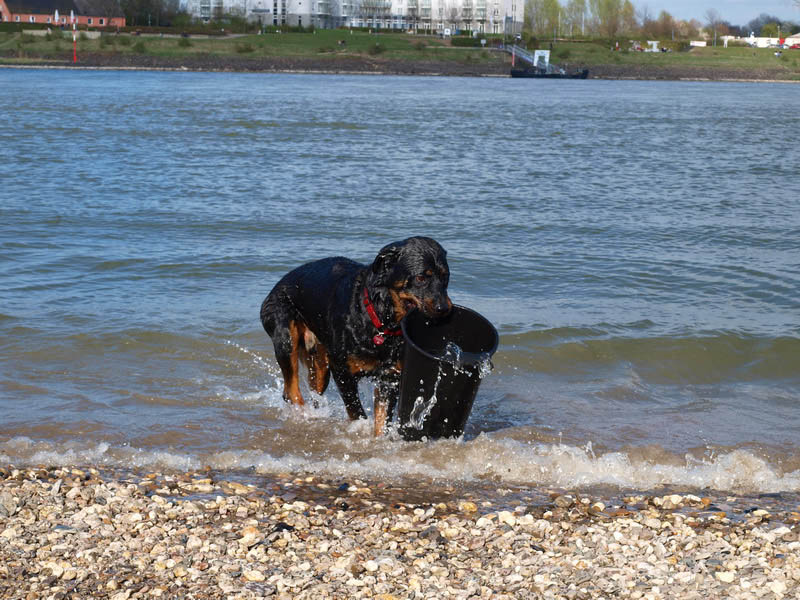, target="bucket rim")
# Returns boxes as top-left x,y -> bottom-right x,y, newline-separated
400,304 -> 499,363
